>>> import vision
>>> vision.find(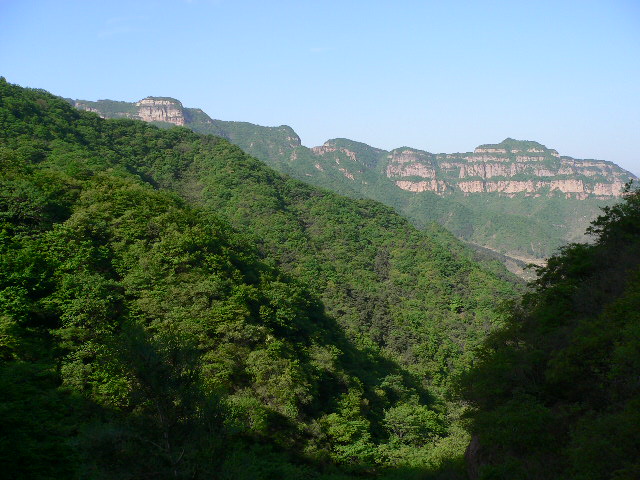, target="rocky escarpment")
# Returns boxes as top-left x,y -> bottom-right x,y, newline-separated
135,97 -> 186,125
73,97 -> 187,126
316,138 -> 634,199
385,140 -> 632,199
